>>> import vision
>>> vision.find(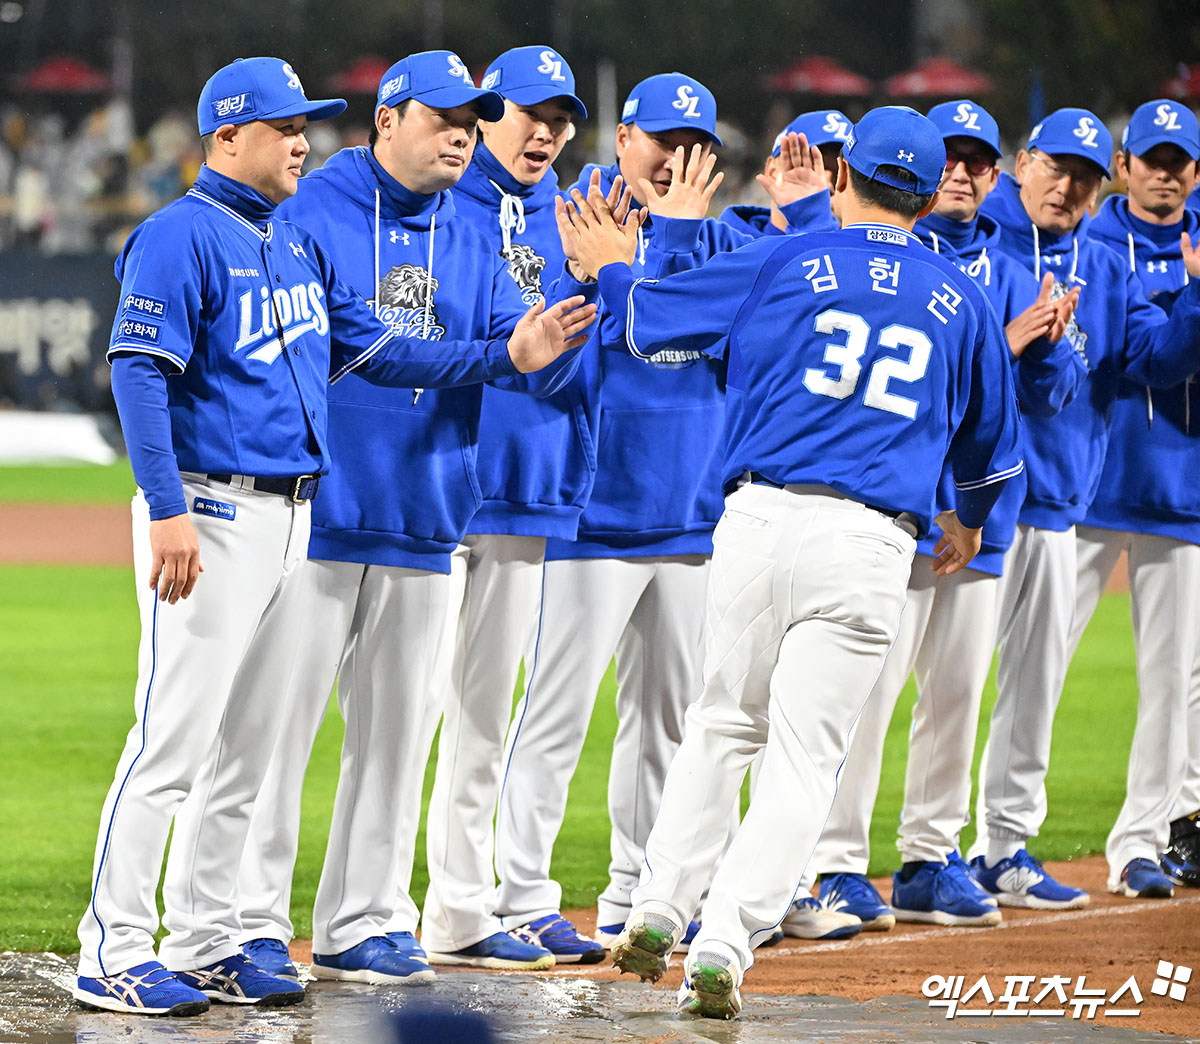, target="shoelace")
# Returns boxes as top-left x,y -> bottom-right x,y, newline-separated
833,874 -> 881,907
